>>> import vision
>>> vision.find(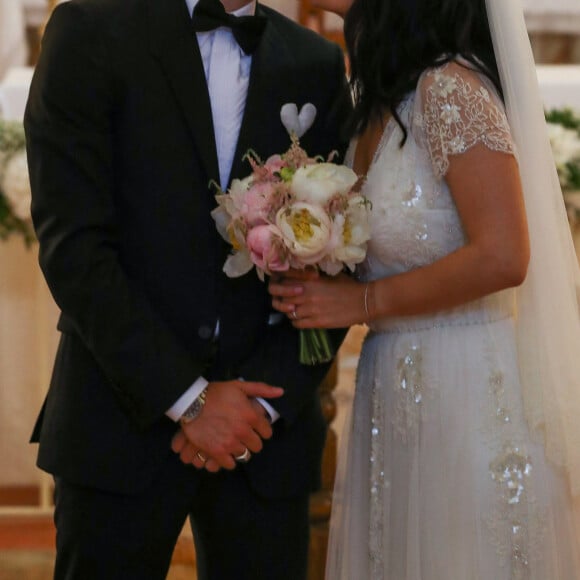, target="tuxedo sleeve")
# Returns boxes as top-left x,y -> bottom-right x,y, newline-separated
24,3 -> 202,429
